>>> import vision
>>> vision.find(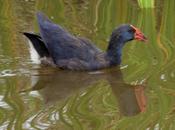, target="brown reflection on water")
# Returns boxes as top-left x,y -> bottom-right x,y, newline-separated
22,67 -> 147,117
